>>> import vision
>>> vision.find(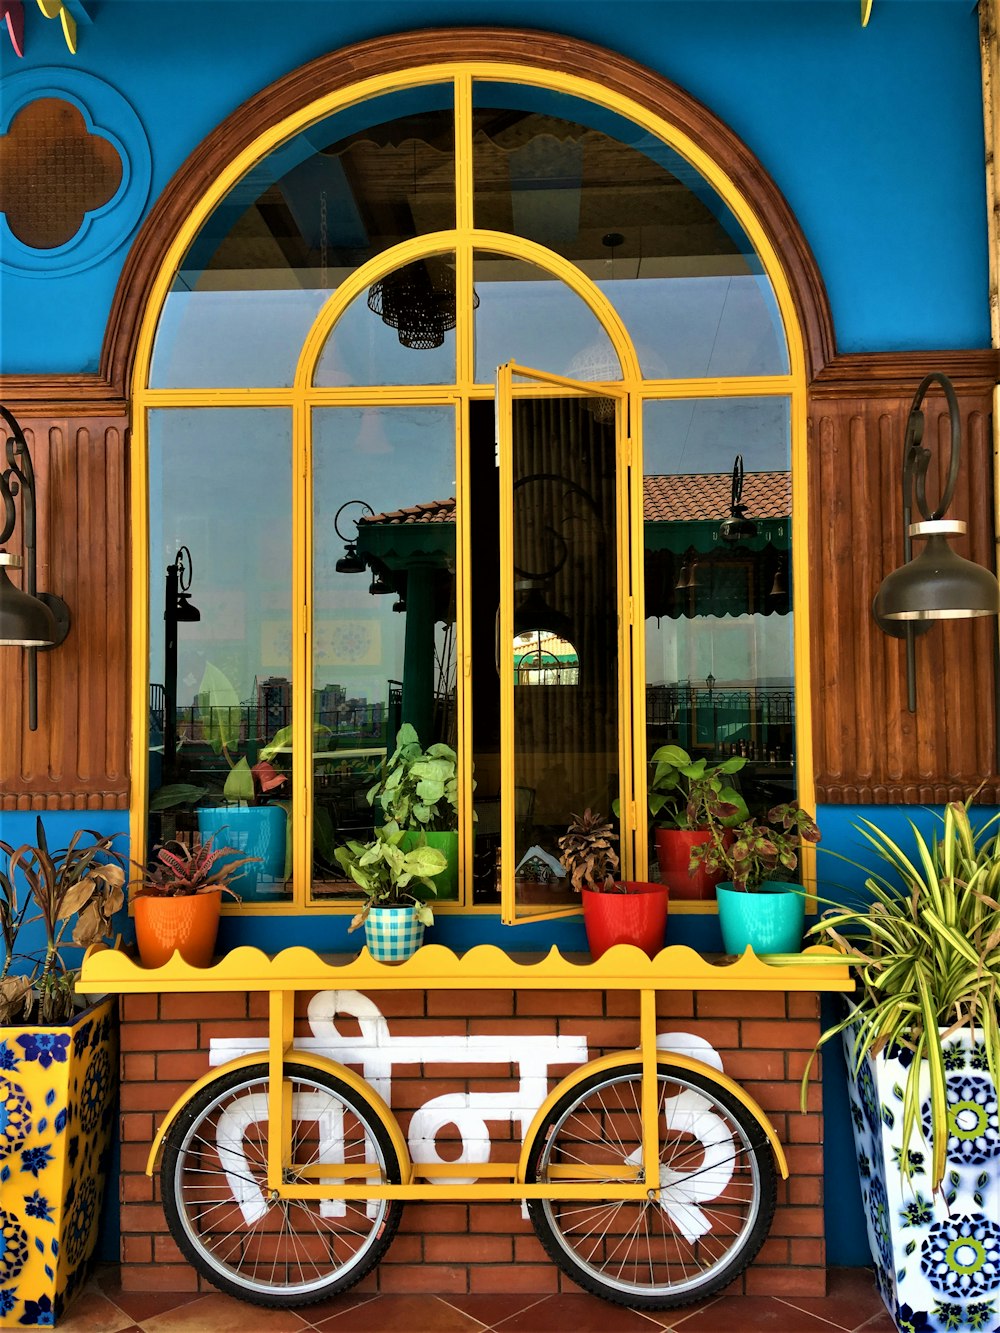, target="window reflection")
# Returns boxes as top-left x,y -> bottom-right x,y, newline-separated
472,82 -> 787,378
147,409 -> 293,902
642,398 -> 794,896
312,406 -> 457,894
